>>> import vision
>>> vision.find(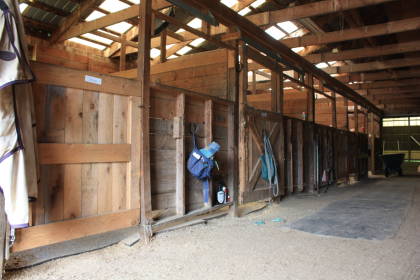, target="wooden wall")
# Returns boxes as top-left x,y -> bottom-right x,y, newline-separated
14,62 -> 141,252
149,88 -> 230,213
112,49 -> 230,99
